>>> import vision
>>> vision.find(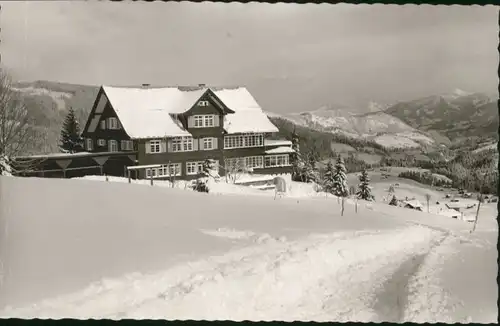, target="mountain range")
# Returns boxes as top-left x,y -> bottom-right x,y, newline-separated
11,80 -> 498,154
